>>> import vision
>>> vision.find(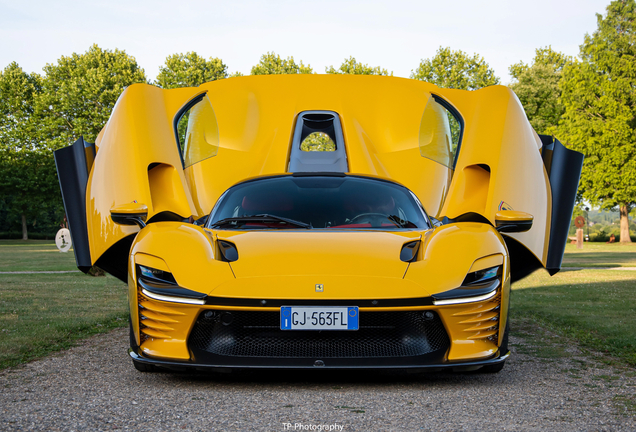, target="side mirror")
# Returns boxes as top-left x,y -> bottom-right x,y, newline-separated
495,210 -> 533,233
110,203 -> 148,228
